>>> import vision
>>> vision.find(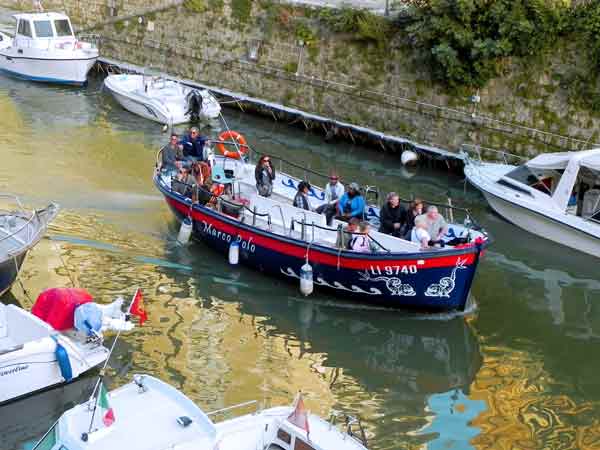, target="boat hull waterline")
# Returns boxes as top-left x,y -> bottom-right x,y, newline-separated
0,56 -> 96,85
156,177 -> 484,311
